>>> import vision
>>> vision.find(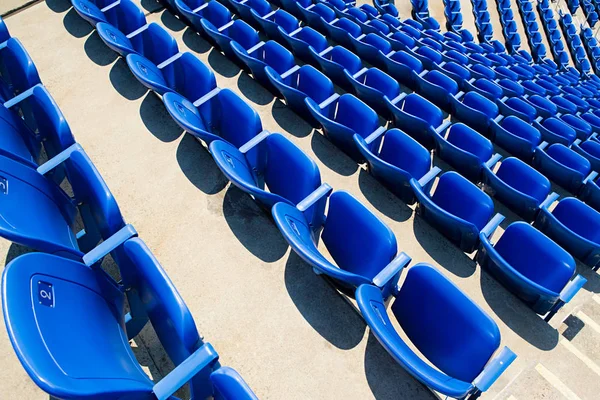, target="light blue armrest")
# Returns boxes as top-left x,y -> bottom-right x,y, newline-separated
353,67 -> 369,79
493,114 -> 504,124
319,93 -> 340,110
573,138 -> 582,146
472,347 -> 517,392
560,275 -> 587,303
193,87 -> 221,107
82,225 -> 138,266
454,91 -> 465,101
418,69 -> 428,78
280,65 -> 300,80
539,191 -> 559,209
3,83 -> 42,109
417,166 -> 441,188
157,52 -> 183,69
372,252 -> 411,287
319,46 -> 333,56
500,95 -> 509,103
297,183 -> 333,212
239,130 -> 270,153
535,116 -> 543,123
37,143 -> 82,175
434,120 -> 452,135
126,23 -> 149,39
364,126 -> 386,145
388,92 -> 406,106
584,170 -> 599,184
246,41 -> 265,55
153,343 -> 219,400
537,140 -> 549,151
480,213 -> 505,239
485,153 -> 502,169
